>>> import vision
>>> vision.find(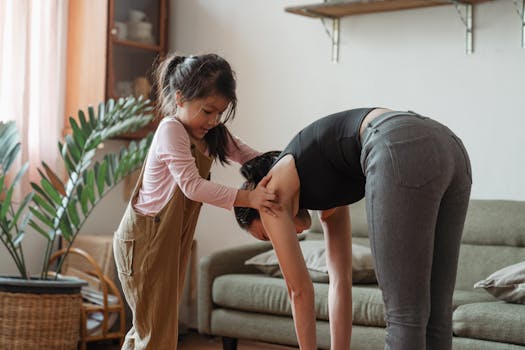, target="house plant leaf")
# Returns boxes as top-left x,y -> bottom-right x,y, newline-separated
1,96 -> 154,280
